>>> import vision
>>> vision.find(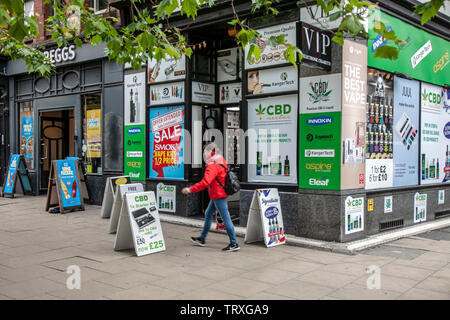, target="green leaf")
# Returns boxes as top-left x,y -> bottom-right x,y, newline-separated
373,45 -> 399,60
9,20 -> 28,42
414,0 -> 444,25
